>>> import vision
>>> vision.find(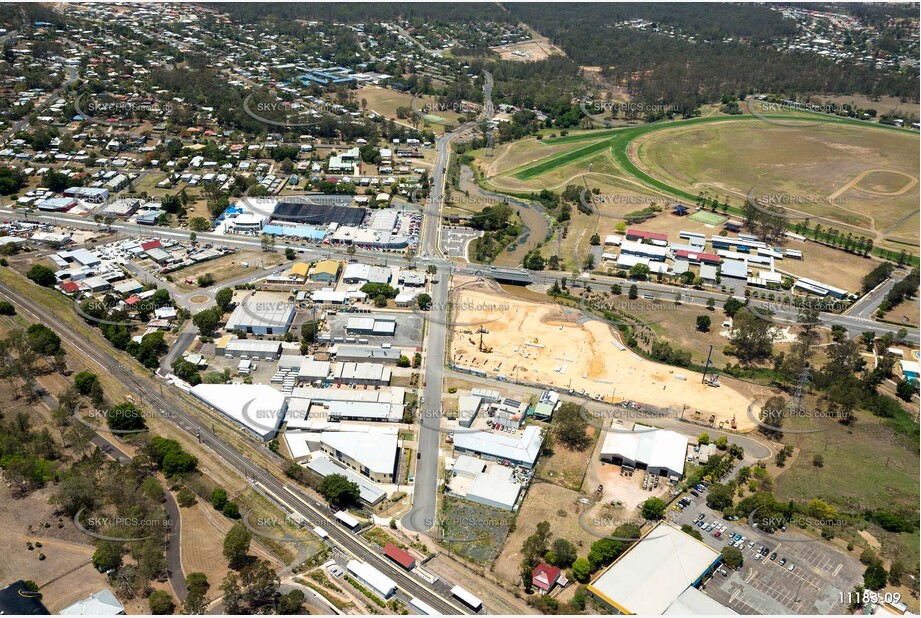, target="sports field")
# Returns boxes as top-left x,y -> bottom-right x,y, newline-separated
477,110 -> 919,255
688,211 -> 727,225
